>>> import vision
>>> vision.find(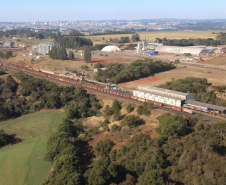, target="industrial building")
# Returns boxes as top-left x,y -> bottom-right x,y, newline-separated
37,42 -> 54,54
133,89 -> 184,107
137,85 -> 194,100
155,45 -> 213,55
133,85 -> 194,107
